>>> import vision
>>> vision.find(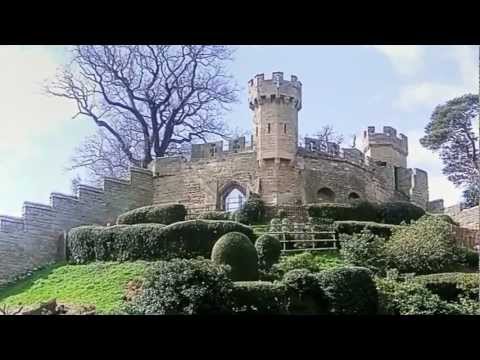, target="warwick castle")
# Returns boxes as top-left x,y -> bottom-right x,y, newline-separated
0,72 -> 477,285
